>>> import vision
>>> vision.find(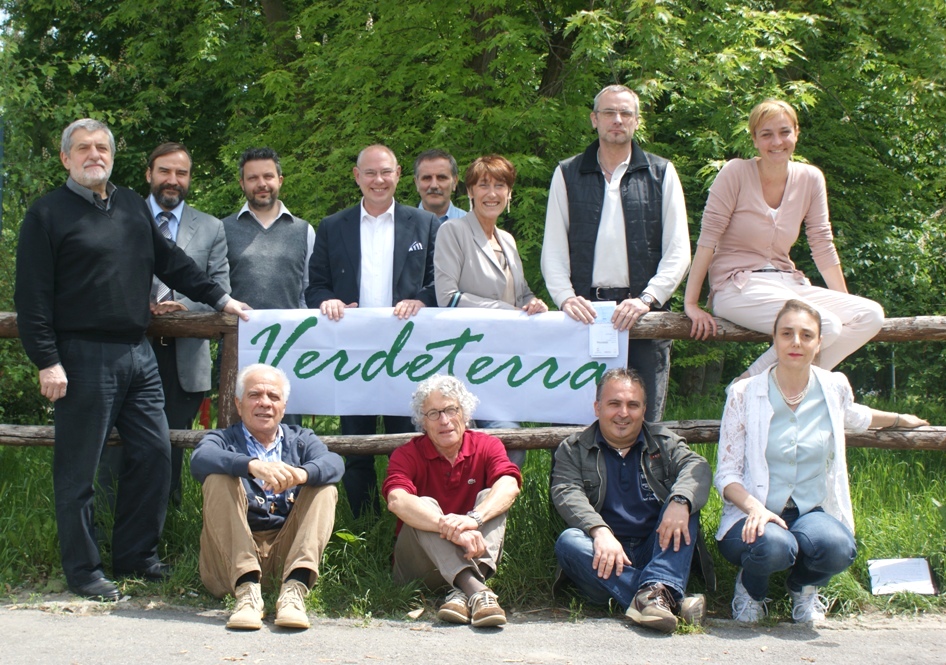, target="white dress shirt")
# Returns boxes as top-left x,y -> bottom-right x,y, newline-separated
359,199 -> 396,308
